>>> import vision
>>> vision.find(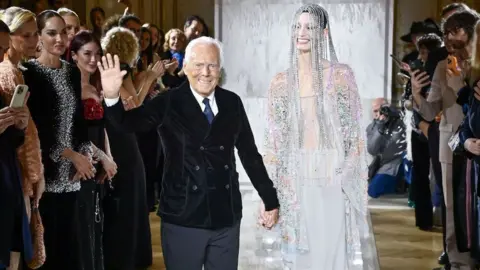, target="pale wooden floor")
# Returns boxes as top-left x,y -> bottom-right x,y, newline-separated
148,208 -> 443,270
